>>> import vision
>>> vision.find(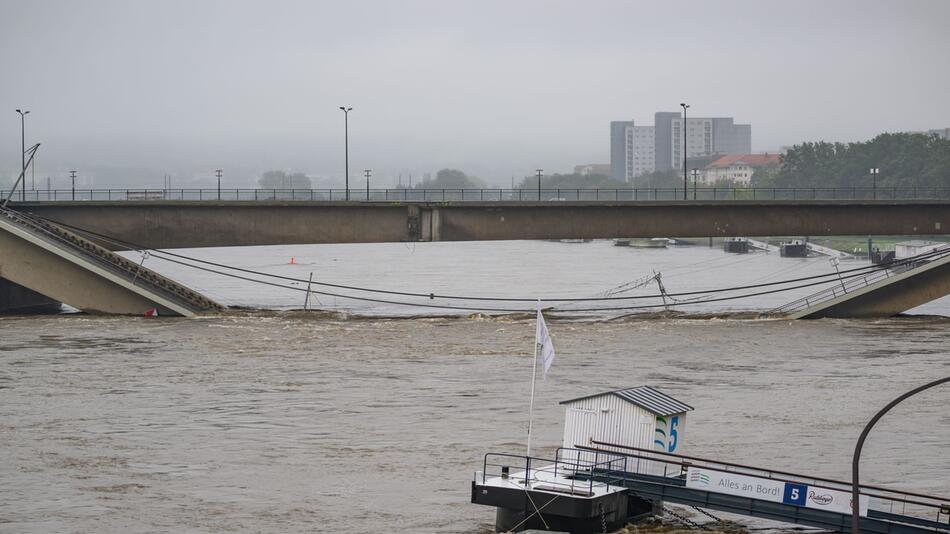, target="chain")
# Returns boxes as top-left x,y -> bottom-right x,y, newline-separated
690,505 -> 723,523
662,505 -> 709,531
600,503 -> 608,533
